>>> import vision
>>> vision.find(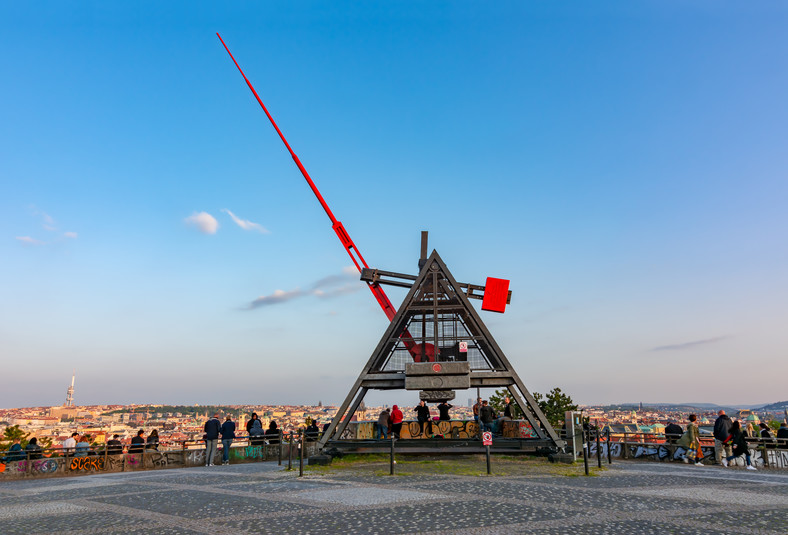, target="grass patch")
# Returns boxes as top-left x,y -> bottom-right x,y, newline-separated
302,454 -> 608,478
